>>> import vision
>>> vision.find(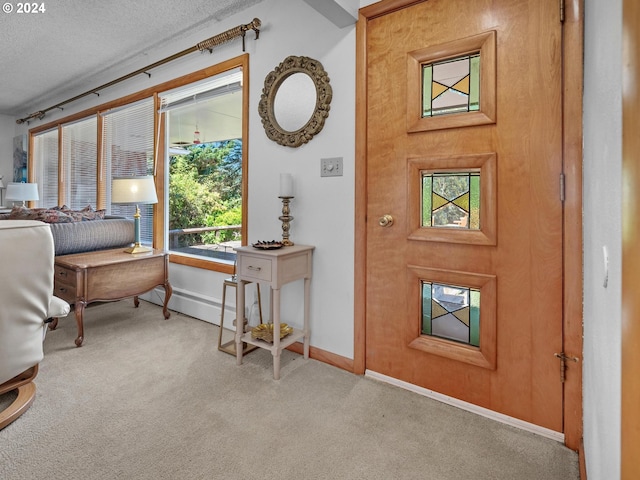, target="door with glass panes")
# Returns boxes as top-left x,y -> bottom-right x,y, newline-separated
364,0 -> 564,432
